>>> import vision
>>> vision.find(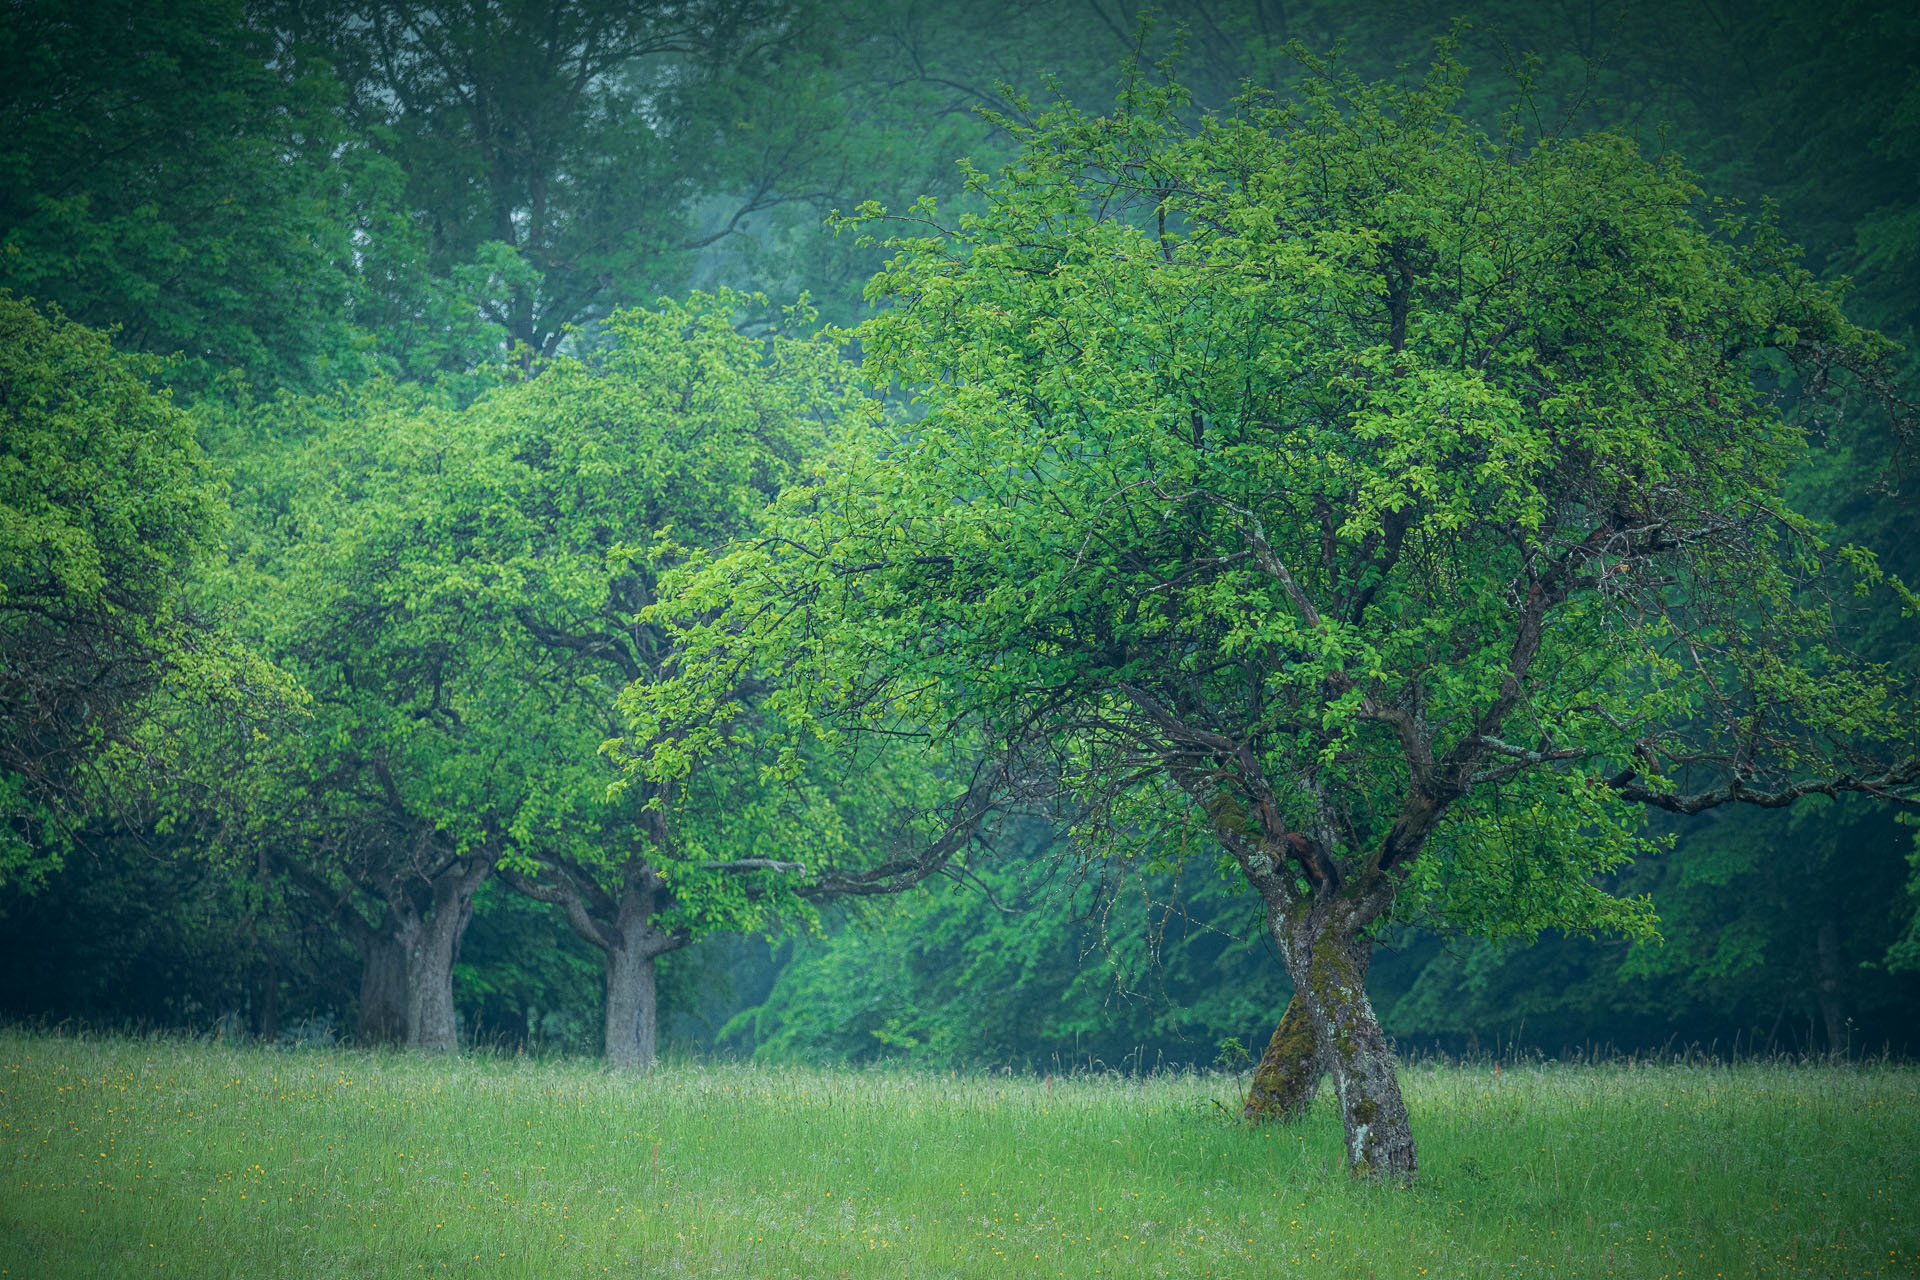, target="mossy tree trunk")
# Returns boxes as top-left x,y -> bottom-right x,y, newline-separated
1274,898 -> 1416,1181
1241,994 -> 1323,1124
1176,768 -> 1421,1181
